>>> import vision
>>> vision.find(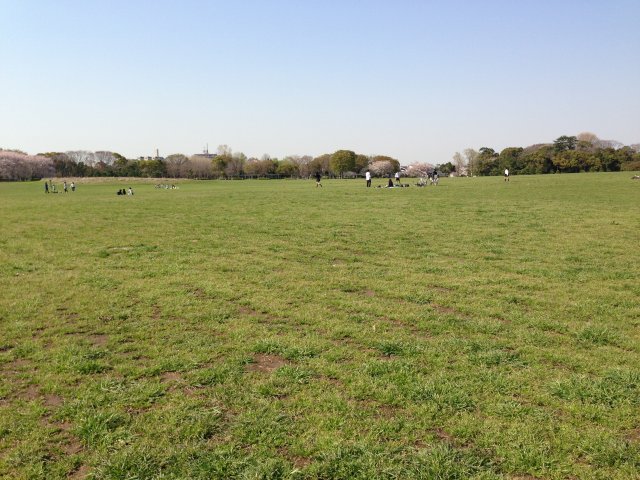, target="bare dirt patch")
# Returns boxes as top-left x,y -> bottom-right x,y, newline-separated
62,438 -> 83,455
189,288 -> 207,299
431,285 -> 453,293
22,384 -> 40,401
626,428 -> 640,442
8,358 -> 30,370
239,306 -> 261,317
45,394 -> 63,408
69,464 -> 90,480
246,354 -> 287,373
161,371 -> 182,382
278,447 -> 312,469
432,427 -> 455,443
430,303 -> 469,318
89,334 -> 108,347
